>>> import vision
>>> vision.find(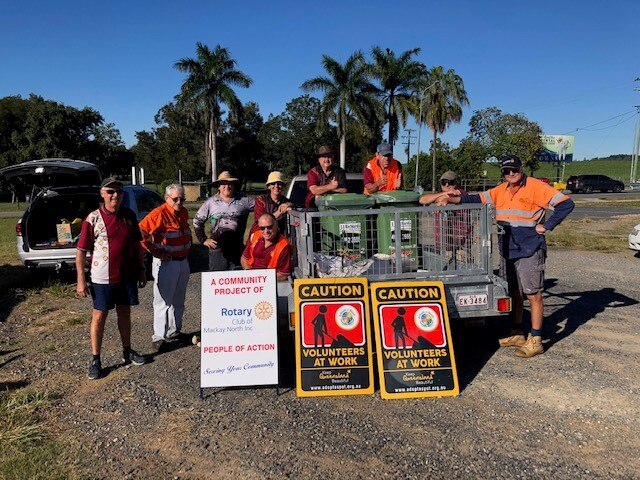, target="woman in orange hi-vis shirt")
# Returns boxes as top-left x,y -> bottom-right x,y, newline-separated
139,183 -> 192,352
363,142 -> 403,194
